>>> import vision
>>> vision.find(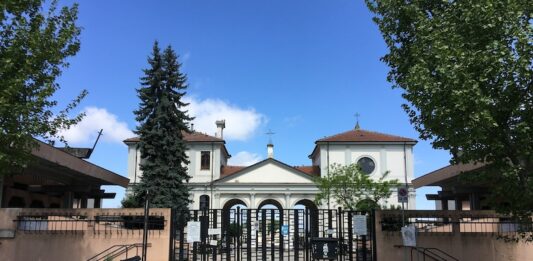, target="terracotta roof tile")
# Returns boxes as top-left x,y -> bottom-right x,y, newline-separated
220,165 -> 246,178
123,131 -> 224,143
316,129 -> 416,143
294,166 -> 321,177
